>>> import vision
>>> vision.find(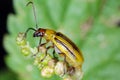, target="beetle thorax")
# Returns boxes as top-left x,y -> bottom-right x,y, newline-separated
44,29 -> 56,40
